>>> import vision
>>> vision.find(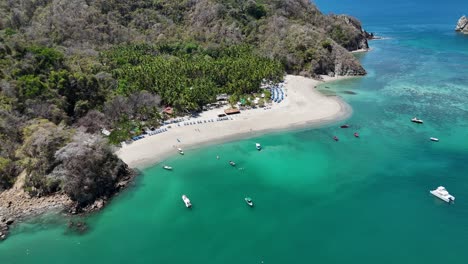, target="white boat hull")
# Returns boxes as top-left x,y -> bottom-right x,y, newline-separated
182,195 -> 192,208
411,118 -> 423,124
430,190 -> 455,203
